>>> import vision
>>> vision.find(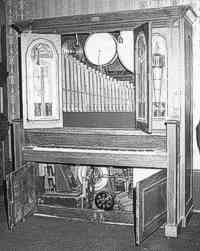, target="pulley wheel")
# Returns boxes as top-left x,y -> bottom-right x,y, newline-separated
95,191 -> 114,211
